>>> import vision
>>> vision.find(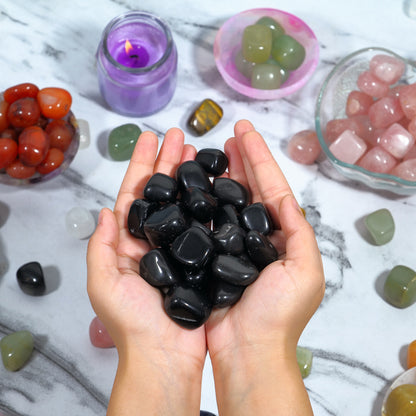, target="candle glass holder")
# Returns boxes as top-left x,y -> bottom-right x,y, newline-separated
96,11 -> 177,117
